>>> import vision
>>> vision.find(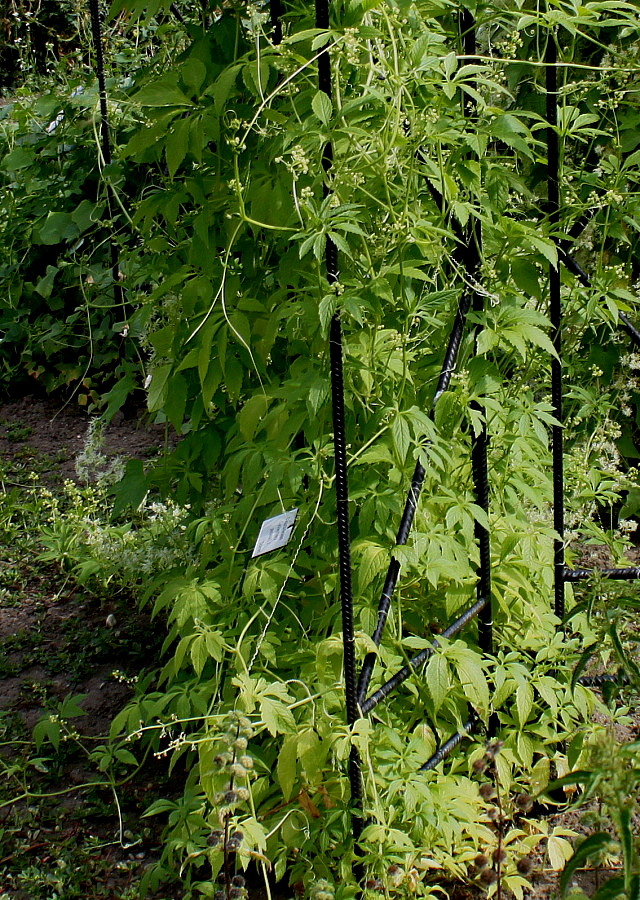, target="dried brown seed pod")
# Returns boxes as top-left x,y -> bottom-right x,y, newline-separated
479,869 -> 498,886
472,758 -> 487,773
207,829 -> 224,847
516,856 -> 535,876
515,792 -> 533,813
487,806 -> 500,821
474,854 -> 489,870
492,848 -> 507,864
479,783 -> 495,800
